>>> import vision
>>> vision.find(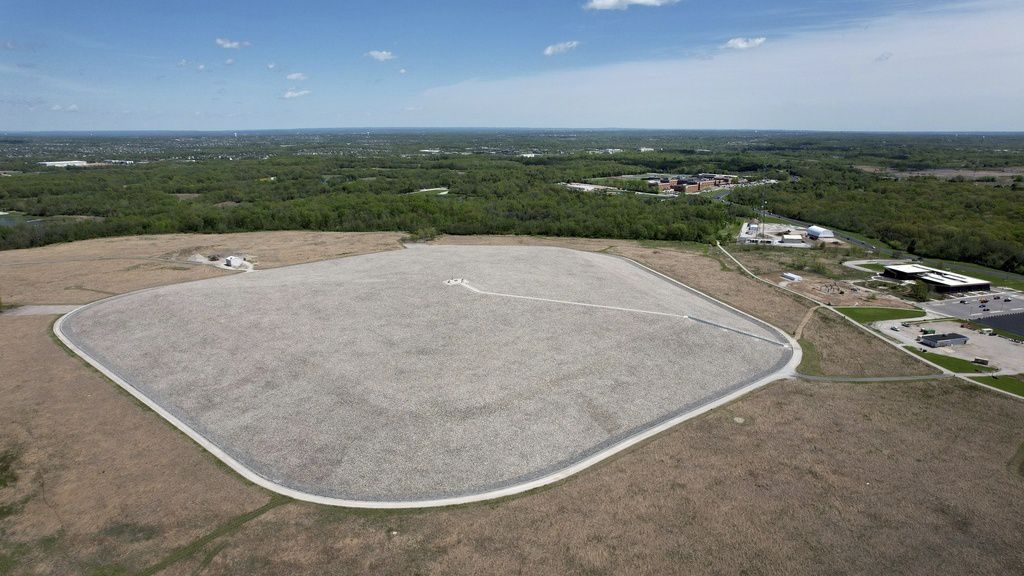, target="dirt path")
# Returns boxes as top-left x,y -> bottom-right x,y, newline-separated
794,305 -> 823,340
